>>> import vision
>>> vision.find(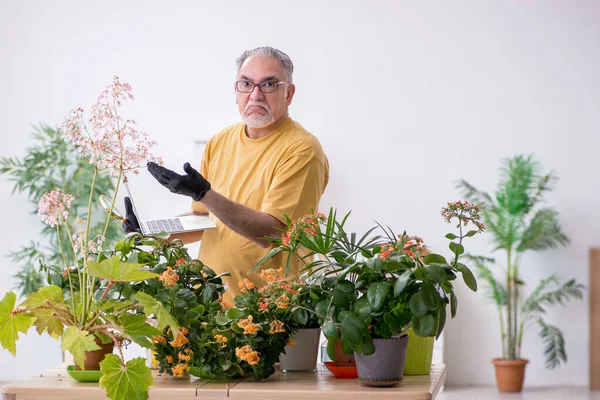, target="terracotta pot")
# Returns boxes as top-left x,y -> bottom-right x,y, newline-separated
332,339 -> 355,366
279,328 -> 321,372
76,339 -> 114,371
354,335 -> 409,387
492,358 -> 529,392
